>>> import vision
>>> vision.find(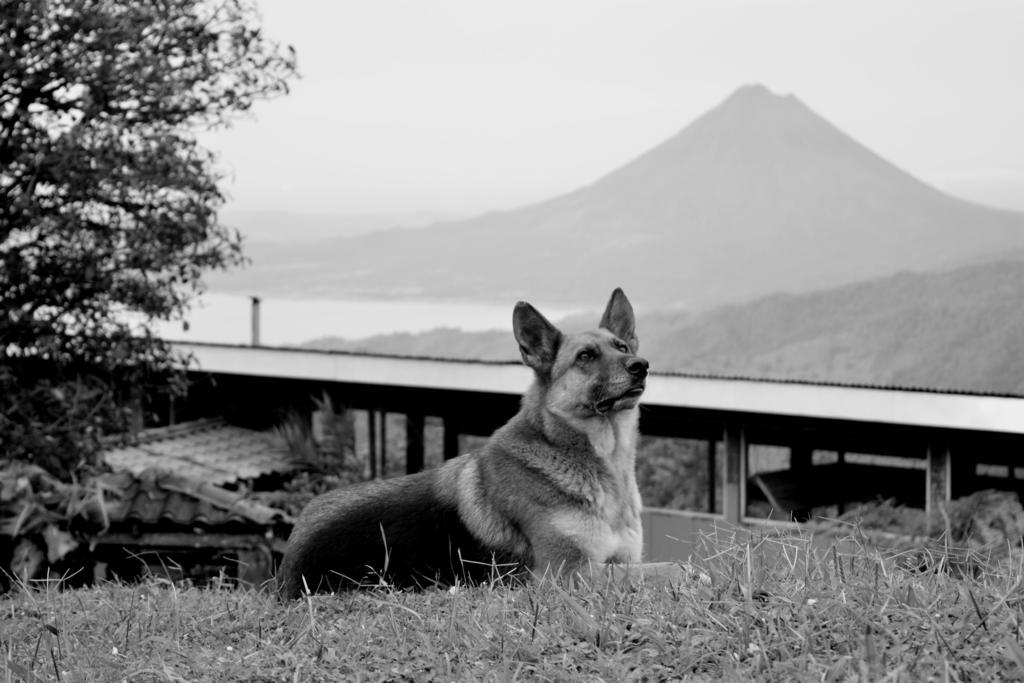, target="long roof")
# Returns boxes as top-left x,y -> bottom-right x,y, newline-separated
174,342 -> 1024,436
